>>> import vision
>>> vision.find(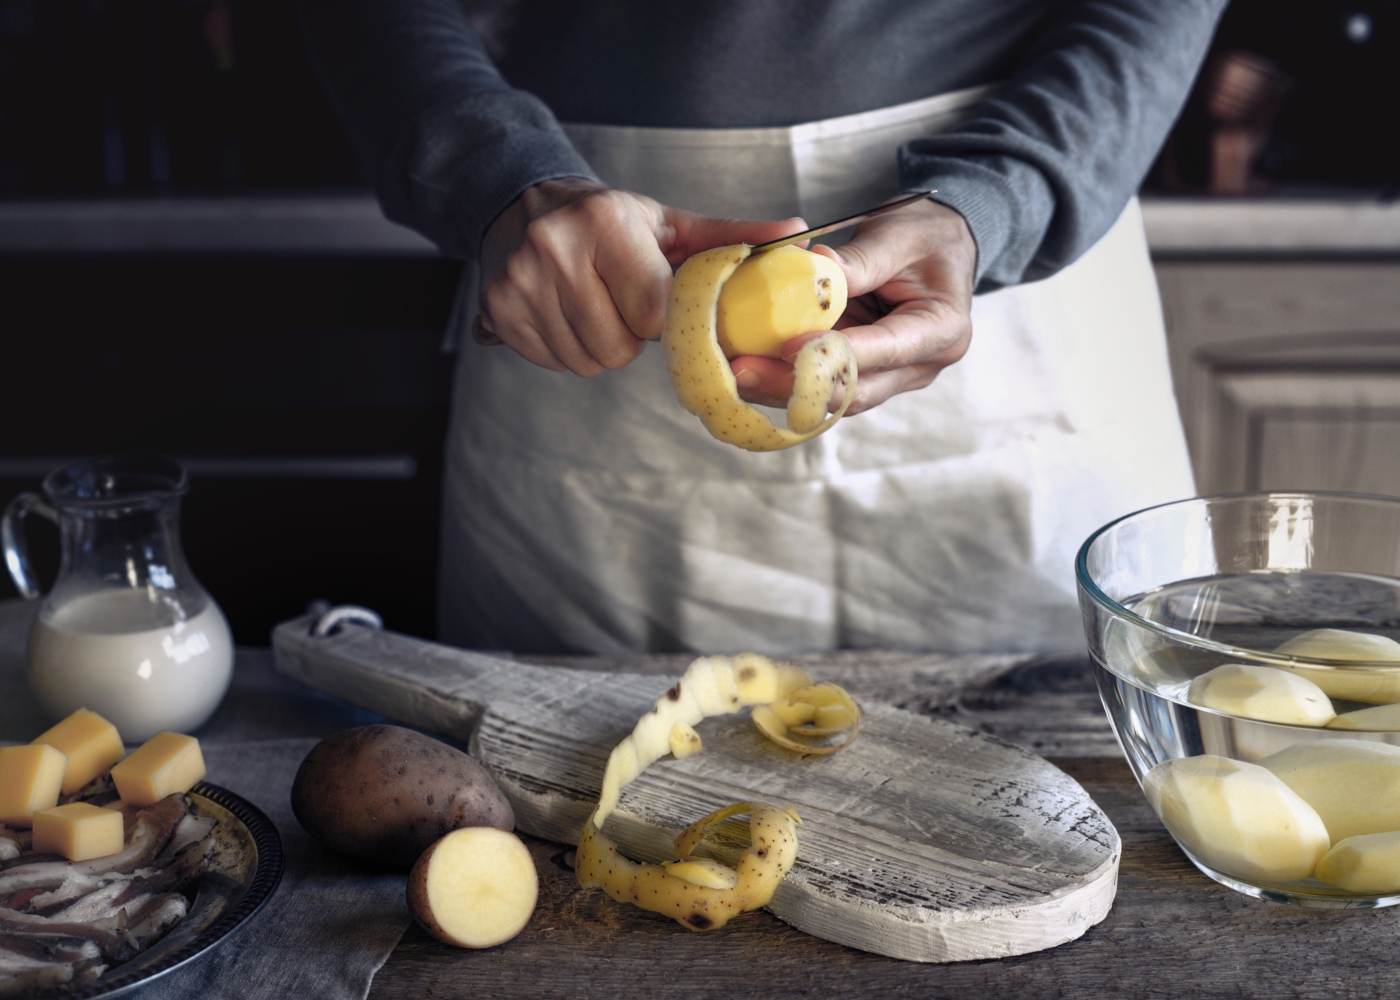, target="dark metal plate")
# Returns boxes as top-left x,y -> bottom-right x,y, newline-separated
39,782 -> 285,999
